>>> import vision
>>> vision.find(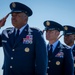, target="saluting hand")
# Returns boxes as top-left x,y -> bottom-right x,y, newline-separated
0,13 -> 9,28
